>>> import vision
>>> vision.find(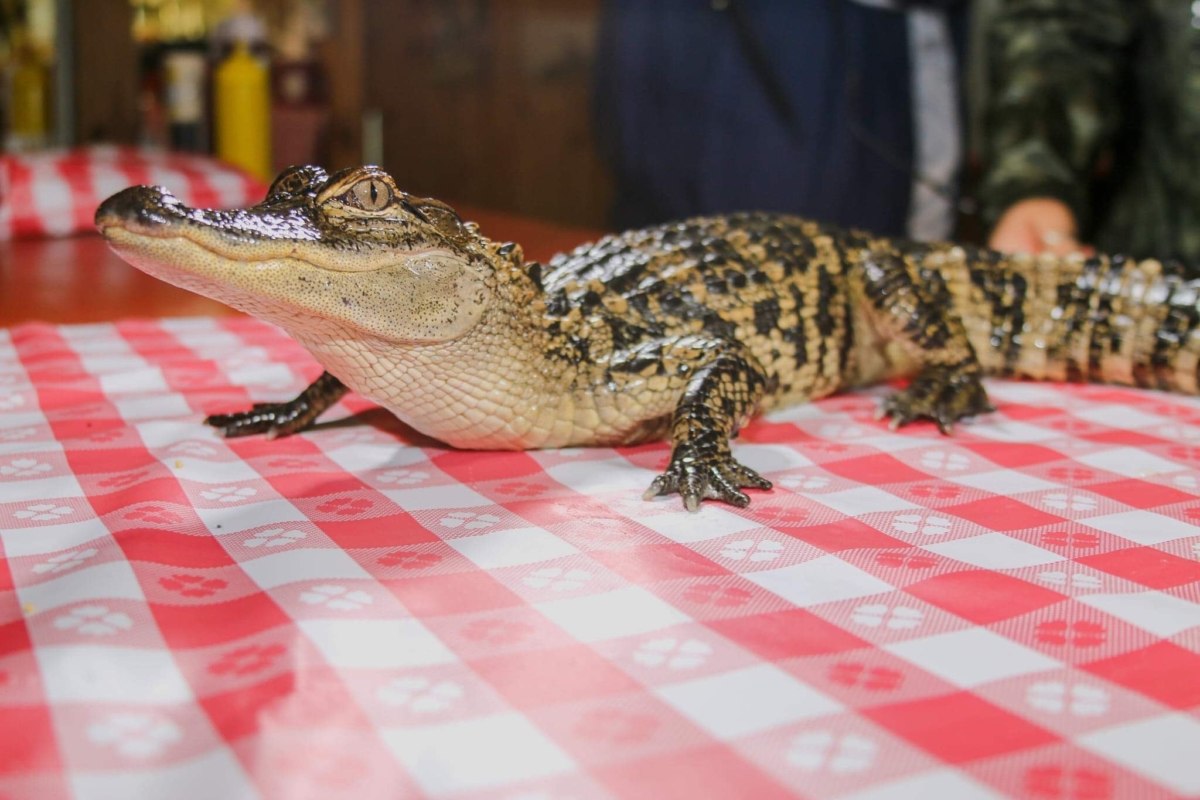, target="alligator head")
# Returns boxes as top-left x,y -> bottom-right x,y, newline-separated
95,165 -> 503,344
